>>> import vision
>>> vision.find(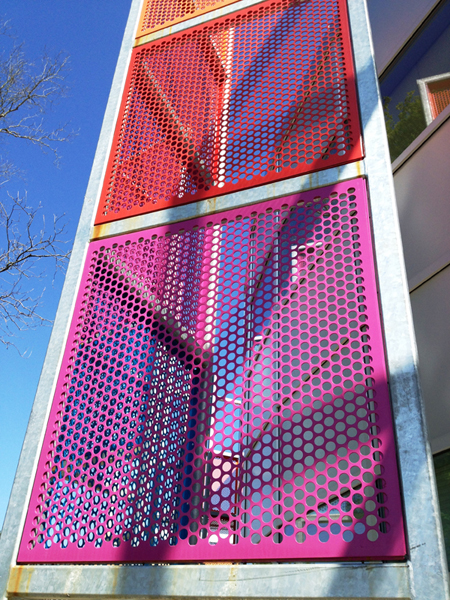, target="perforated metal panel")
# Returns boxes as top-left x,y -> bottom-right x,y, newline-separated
96,0 -> 363,225
428,79 -> 450,119
20,180 -> 405,564
137,0 -> 241,37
